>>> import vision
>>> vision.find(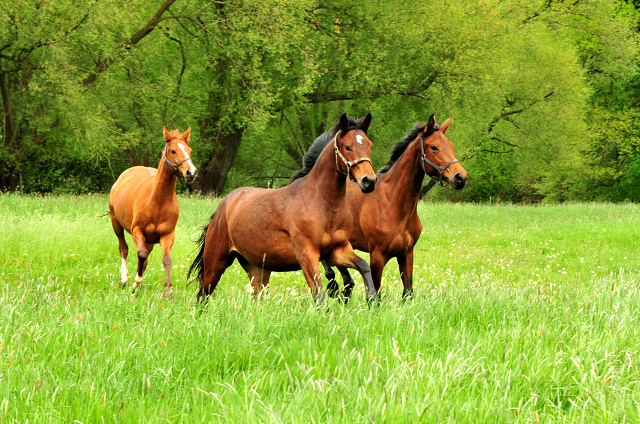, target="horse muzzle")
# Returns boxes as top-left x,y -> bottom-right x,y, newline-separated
184,168 -> 198,183
451,172 -> 467,190
358,174 -> 377,193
